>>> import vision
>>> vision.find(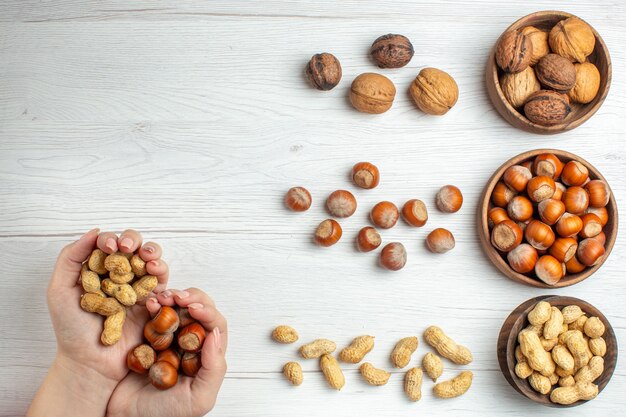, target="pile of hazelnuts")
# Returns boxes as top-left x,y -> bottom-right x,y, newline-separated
126,306 -> 206,390
488,153 -> 611,285
284,162 -> 463,271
